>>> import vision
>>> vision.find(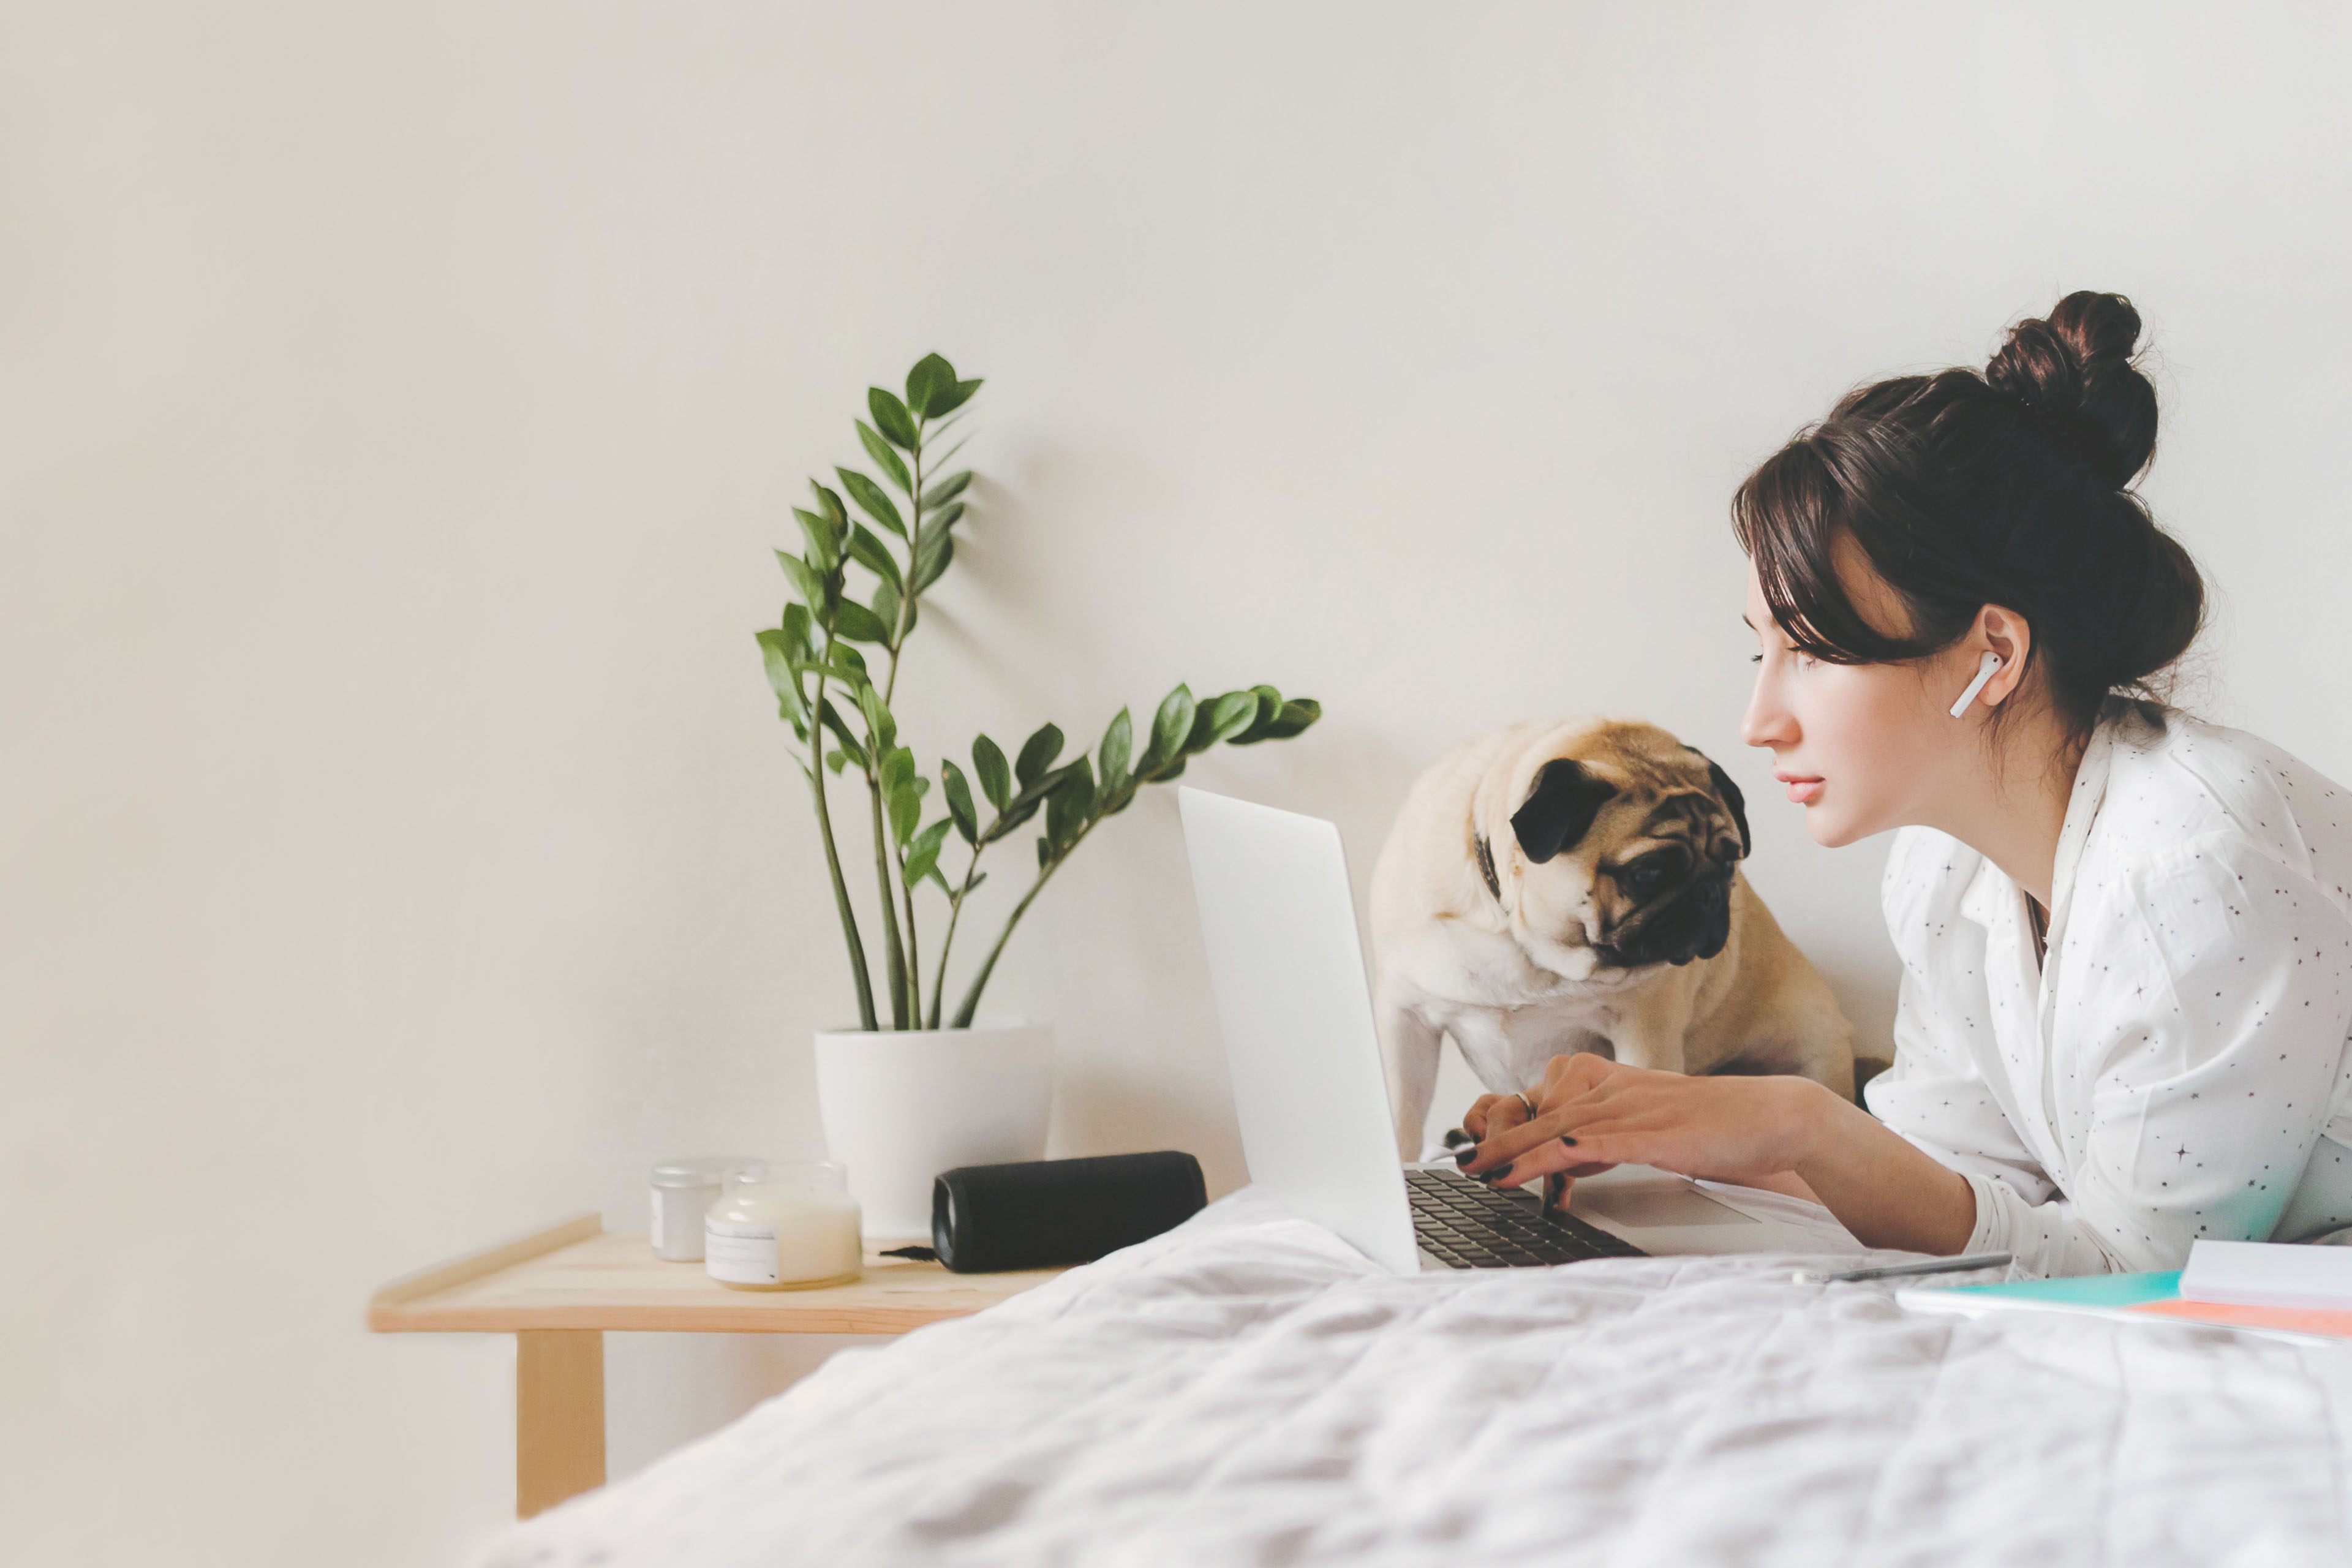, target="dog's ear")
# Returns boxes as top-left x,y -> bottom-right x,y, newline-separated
1510,758 -> 1618,865
1689,749 -> 1751,861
